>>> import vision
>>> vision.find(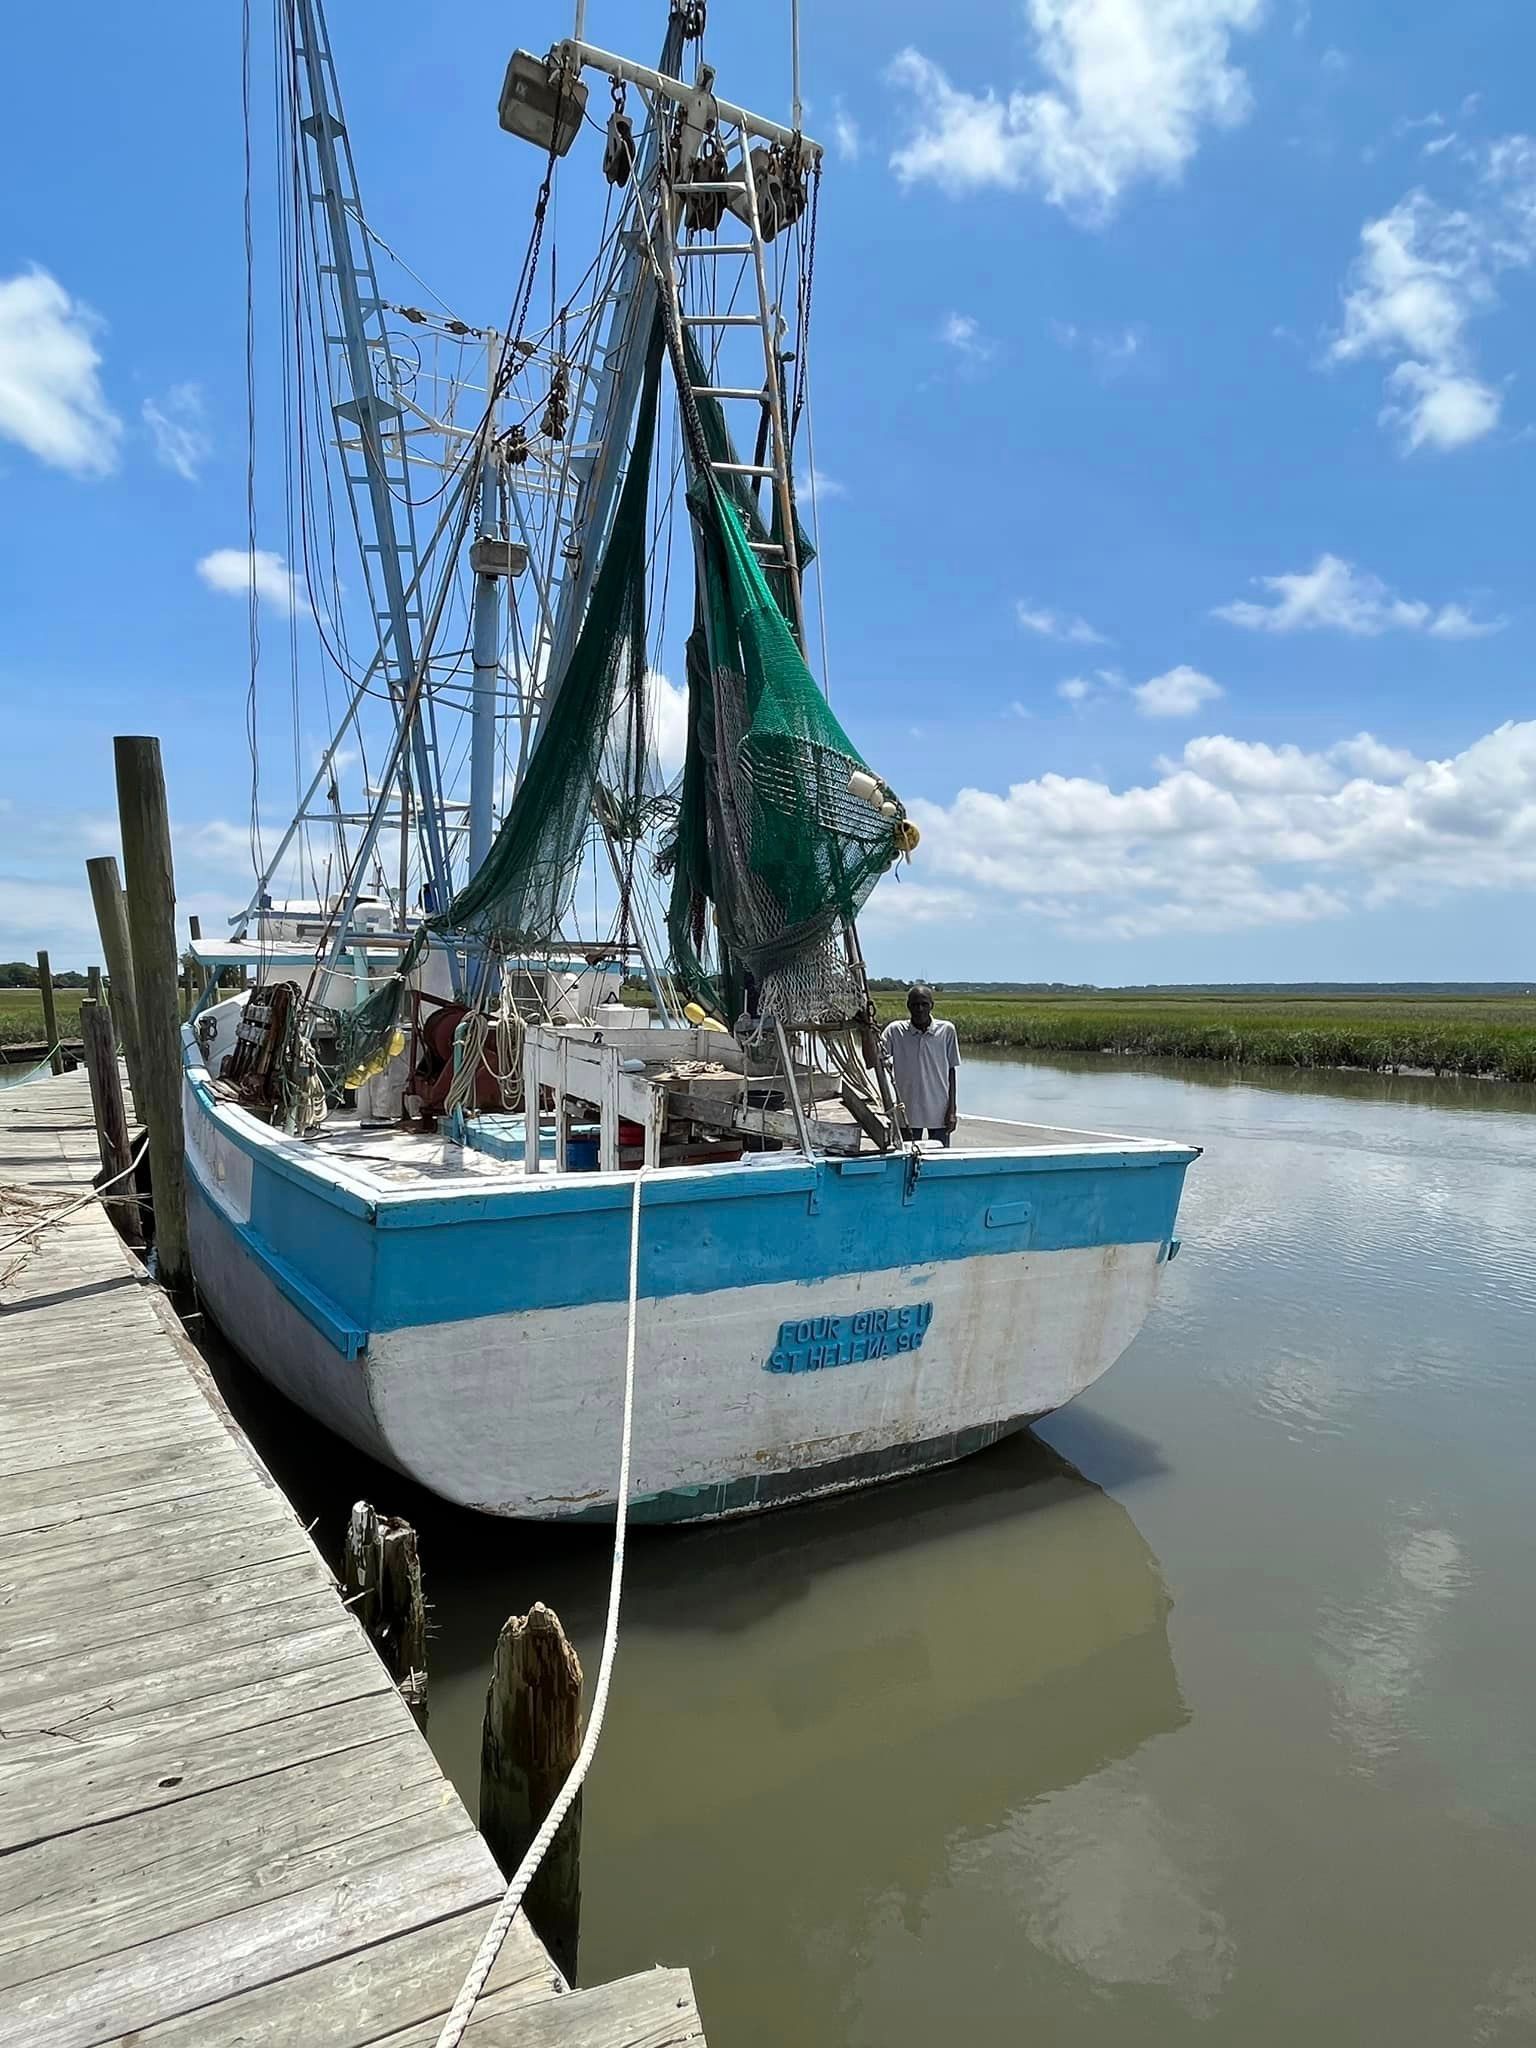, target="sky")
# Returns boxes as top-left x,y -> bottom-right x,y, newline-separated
2,0 -> 1534,984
